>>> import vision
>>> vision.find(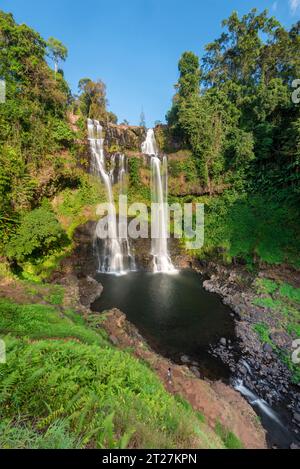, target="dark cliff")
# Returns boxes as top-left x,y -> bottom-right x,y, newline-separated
104,124 -> 146,153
